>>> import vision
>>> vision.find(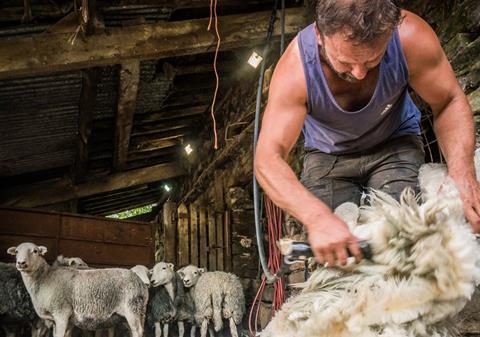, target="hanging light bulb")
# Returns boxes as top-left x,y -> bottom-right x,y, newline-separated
184,144 -> 193,155
247,51 -> 263,69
